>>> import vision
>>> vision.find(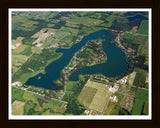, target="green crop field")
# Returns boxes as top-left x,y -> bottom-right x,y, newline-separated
132,88 -> 148,115
104,101 -> 116,115
138,20 -> 148,35
133,68 -> 147,87
124,33 -> 134,40
12,87 -> 25,103
69,16 -> 103,26
143,101 -> 149,115
43,100 -> 67,113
